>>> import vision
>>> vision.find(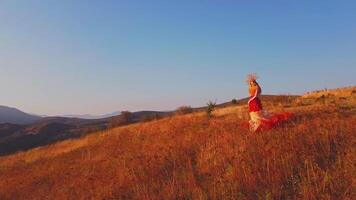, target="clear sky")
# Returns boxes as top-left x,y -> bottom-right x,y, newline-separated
1,0 -> 355,116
